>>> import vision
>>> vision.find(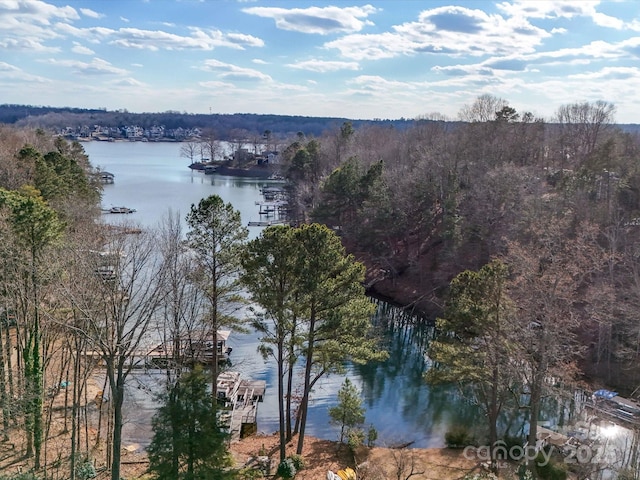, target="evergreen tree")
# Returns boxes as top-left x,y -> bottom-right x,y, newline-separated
329,378 -> 365,443
240,225 -> 302,462
186,195 -> 248,401
426,259 -> 516,471
293,223 -> 385,454
147,366 -> 234,480
0,186 -> 63,467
